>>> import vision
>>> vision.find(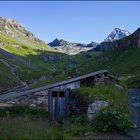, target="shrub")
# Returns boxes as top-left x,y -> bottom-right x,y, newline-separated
94,109 -> 133,133
69,114 -> 87,126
